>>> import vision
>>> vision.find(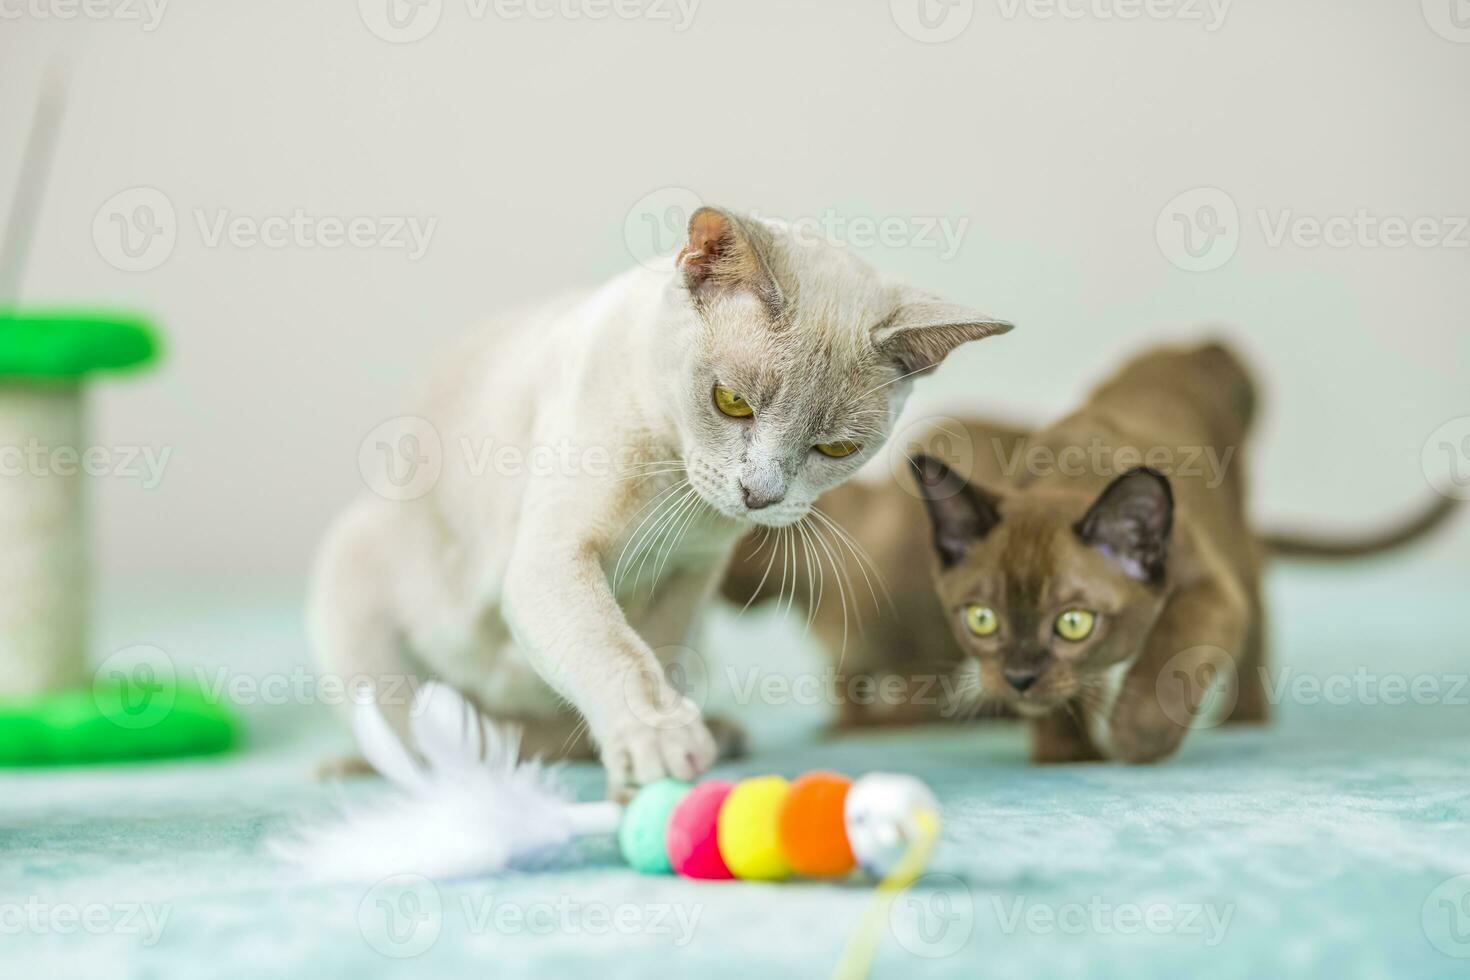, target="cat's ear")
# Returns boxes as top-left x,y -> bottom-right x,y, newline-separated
909,454 -> 1003,568
1075,467 -> 1174,584
874,295 -> 1014,376
676,207 -> 783,314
